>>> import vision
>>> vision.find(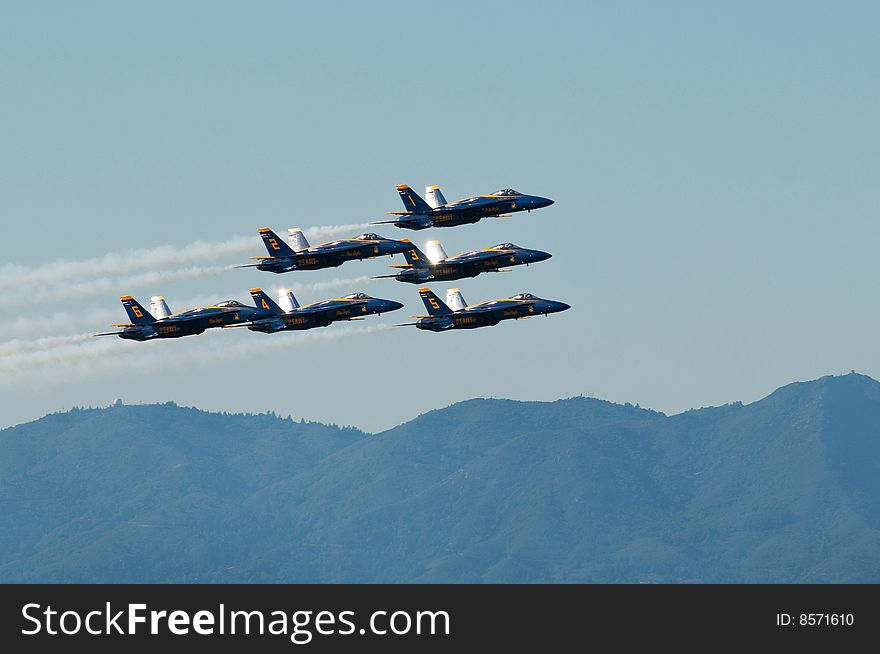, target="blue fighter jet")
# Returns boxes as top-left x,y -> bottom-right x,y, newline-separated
375,239 -> 551,284
95,294 -> 274,341
241,288 -> 403,333
399,287 -> 570,332
238,228 -> 413,273
374,184 -> 554,230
